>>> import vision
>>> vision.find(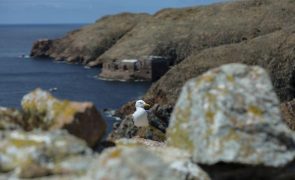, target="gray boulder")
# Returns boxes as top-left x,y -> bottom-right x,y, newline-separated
168,63 -> 295,167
